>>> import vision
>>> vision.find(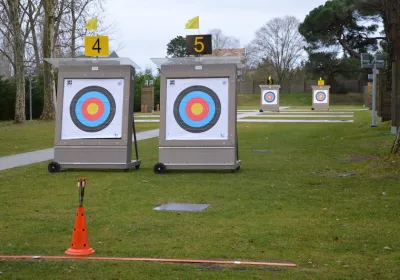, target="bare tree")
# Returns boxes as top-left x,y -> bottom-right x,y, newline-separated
248,16 -> 306,83
56,0 -> 118,58
40,0 -> 56,120
1,0 -> 30,123
209,28 -> 240,56
25,0 -> 43,67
